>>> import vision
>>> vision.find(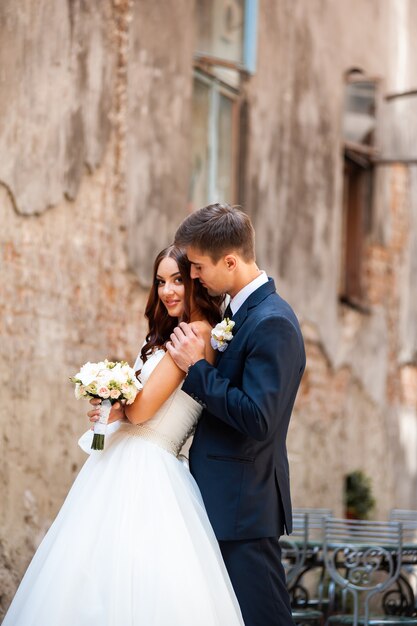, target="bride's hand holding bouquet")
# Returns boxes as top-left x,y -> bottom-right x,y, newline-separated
71,360 -> 142,450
